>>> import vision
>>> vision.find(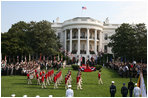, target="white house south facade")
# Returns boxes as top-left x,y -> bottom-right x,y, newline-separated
51,17 -> 120,64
